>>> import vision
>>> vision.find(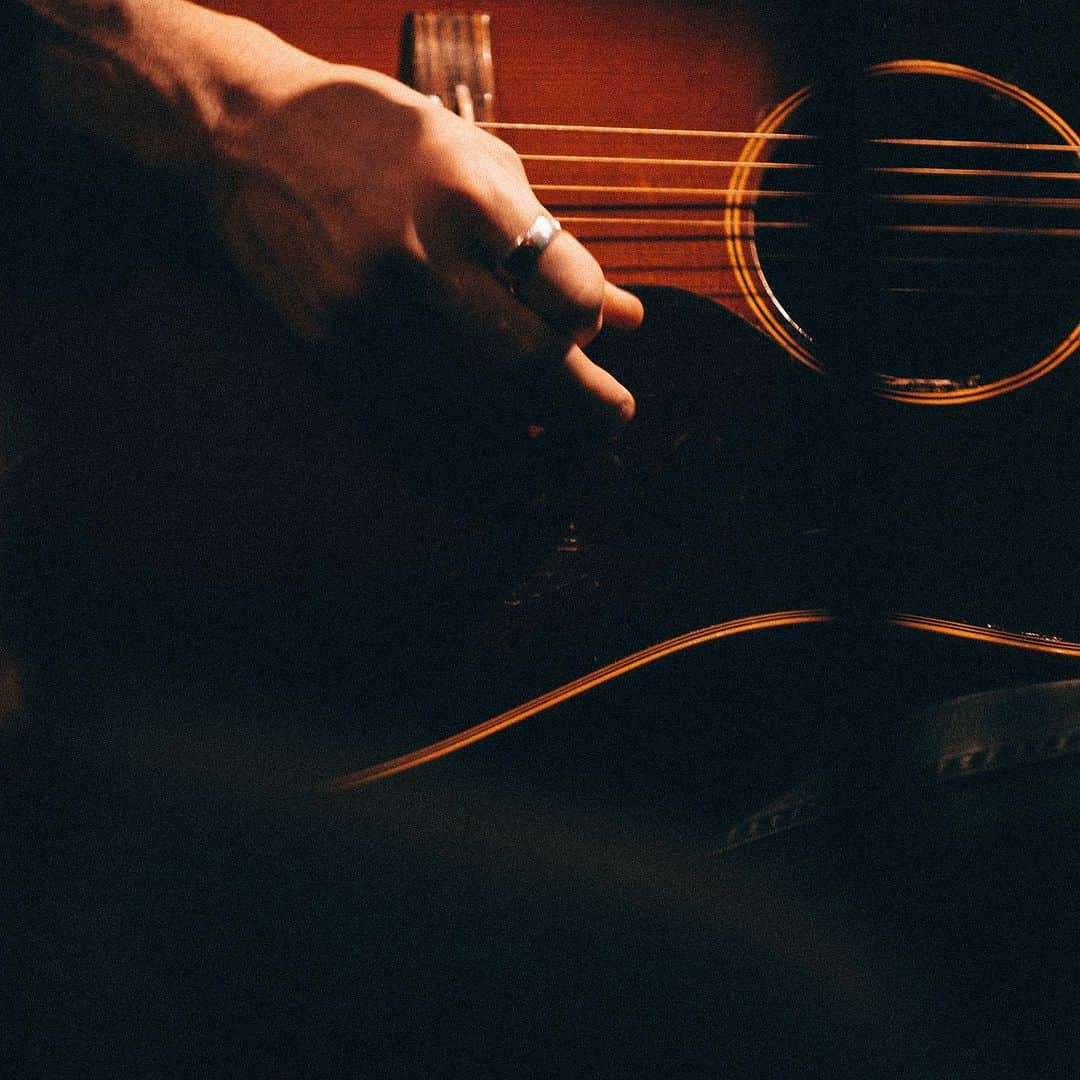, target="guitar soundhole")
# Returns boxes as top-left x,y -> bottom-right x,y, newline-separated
749,69 -> 1080,399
